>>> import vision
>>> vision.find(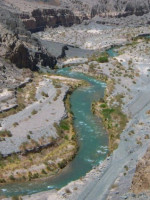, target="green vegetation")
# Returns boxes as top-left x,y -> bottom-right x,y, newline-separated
96,52 -> 109,63
93,92 -> 127,152
41,91 -> 49,97
0,129 -> 12,138
97,55 -> 109,63
31,109 -> 38,115
12,196 -> 22,200
60,120 -> 70,131
13,122 -> 19,127
53,119 -> 70,136
58,159 -> 67,169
